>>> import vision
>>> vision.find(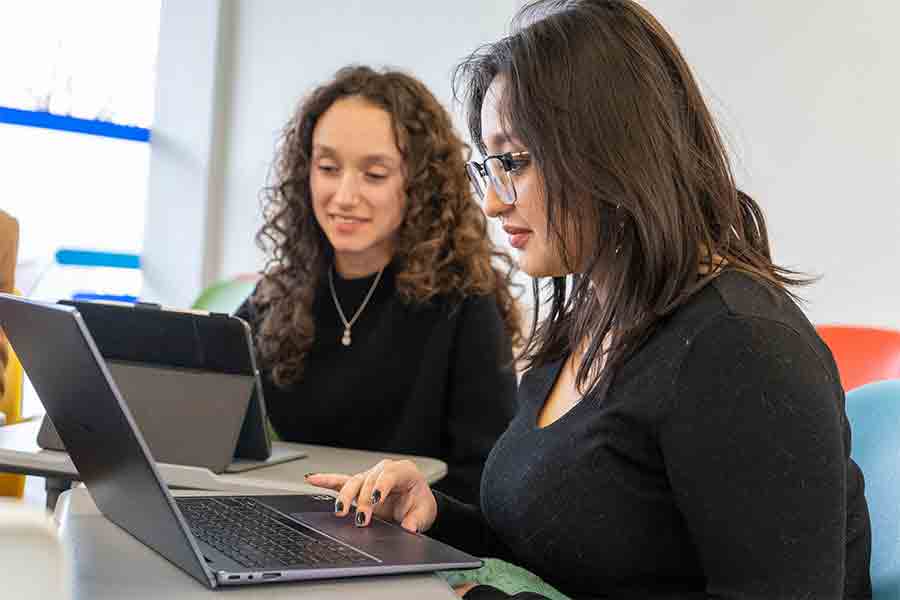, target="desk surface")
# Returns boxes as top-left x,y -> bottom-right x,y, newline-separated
0,418 -> 447,493
55,487 -> 458,599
